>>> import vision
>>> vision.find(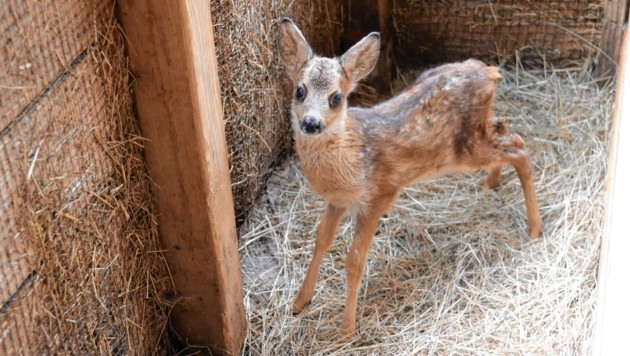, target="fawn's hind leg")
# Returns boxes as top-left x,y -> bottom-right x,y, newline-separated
484,166 -> 503,189
293,204 -> 347,314
499,133 -> 542,238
